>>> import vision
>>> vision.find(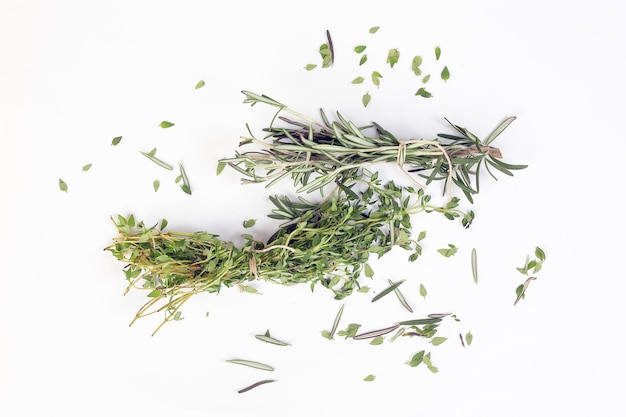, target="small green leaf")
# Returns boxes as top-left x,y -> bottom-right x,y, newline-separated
159,121 -> 175,129
431,337 -> 447,346
337,323 -> 361,339
363,374 -> 376,382
352,76 -> 365,84
466,331 -> 473,346
58,178 -> 68,192
305,64 -> 317,71
411,56 -> 422,76
194,80 -> 205,89
81,163 -> 92,172
419,283 -> 427,299
369,336 -> 384,345
437,244 -> 458,257
357,286 -> 370,293
147,289 -> 162,298
371,71 -> 382,87
359,54 -> 368,66
354,45 -> 367,53
243,219 -> 256,228
386,48 -> 400,68
364,263 -> 374,278
422,74 -> 431,83
111,136 -> 122,146
435,46 -> 441,60
160,219 -> 168,230
471,248 -> 478,284
321,330 -> 331,339
255,333 -> 290,346
362,92 -> 371,107
417,231 -> 427,241
409,351 -> 425,367
415,87 -> 433,98
535,246 -> 546,262
216,161 -> 227,175
153,179 -> 160,192
441,66 -> 450,82
225,359 -> 274,372
369,26 -> 380,34
244,285 -> 259,294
